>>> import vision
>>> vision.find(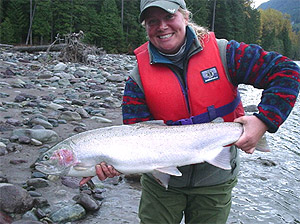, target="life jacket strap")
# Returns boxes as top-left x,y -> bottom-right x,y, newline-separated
166,93 -> 241,125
